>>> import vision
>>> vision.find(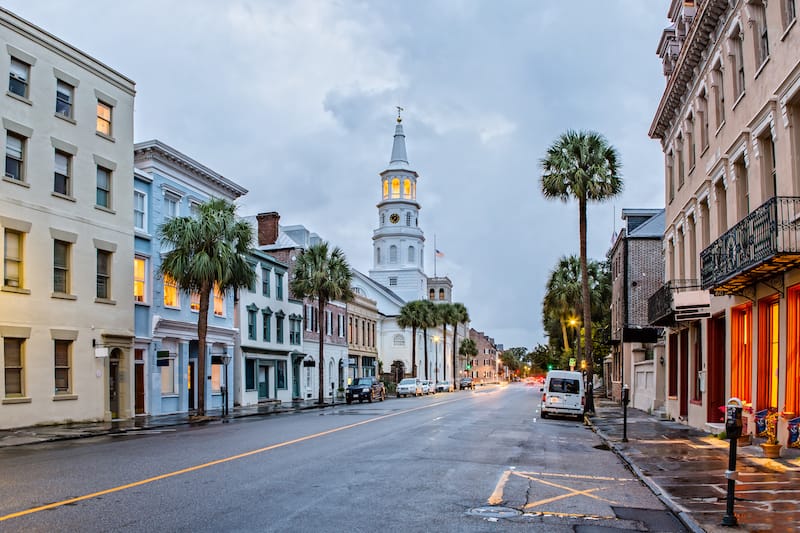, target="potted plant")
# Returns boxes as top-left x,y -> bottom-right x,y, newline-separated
759,410 -> 781,458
